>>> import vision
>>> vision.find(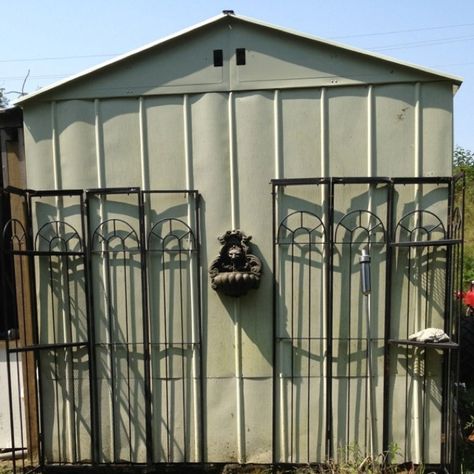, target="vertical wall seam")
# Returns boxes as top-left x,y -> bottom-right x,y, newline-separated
320,86 -> 330,457
414,82 -> 422,179
273,88 -> 282,460
413,81 -> 422,463
274,90 -> 281,179
94,98 -> 110,462
51,101 -> 60,191
228,92 -> 238,230
320,88 -> 328,179
138,97 -> 149,191
184,95 -> 193,191
367,85 -> 374,179
228,91 -> 245,463
94,99 -> 104,188
367,85 -> 374,219
367,84 -> 375,455
183,93 -> 201,460
52,100 -> 76,460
